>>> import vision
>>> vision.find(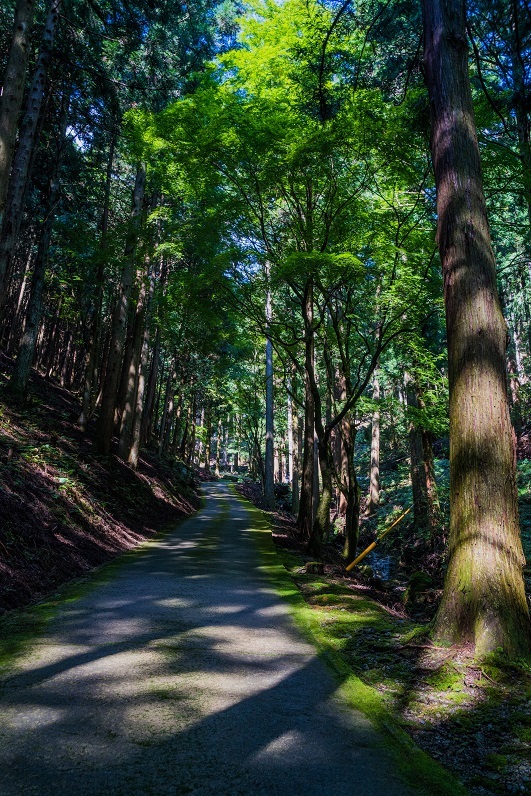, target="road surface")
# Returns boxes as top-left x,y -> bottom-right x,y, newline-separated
0,483 -> 417,795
